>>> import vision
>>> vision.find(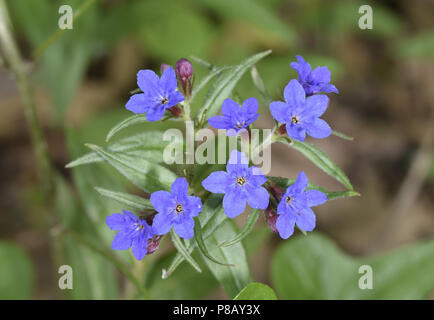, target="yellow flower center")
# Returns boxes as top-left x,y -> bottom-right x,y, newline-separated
161,97 -> 169,105
175,204 -> 183,213
236,177 -> 246,186
291,116 -> 299,124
